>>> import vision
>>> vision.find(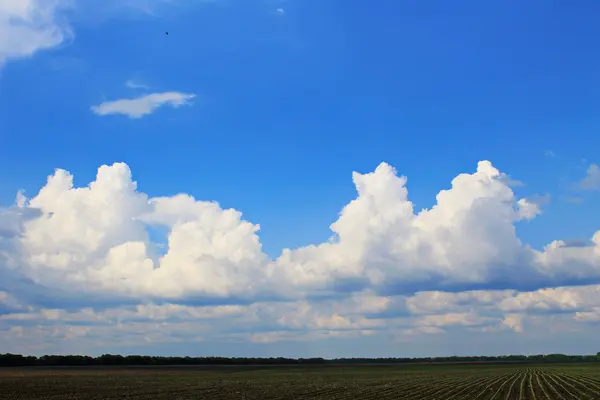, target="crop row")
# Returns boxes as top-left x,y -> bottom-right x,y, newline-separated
2,366 -> 600,399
